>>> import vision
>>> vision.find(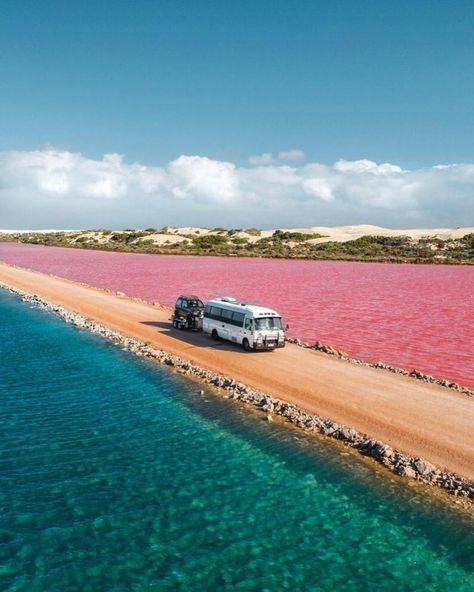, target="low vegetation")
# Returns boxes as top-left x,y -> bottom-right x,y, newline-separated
1,228 -> 473,264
